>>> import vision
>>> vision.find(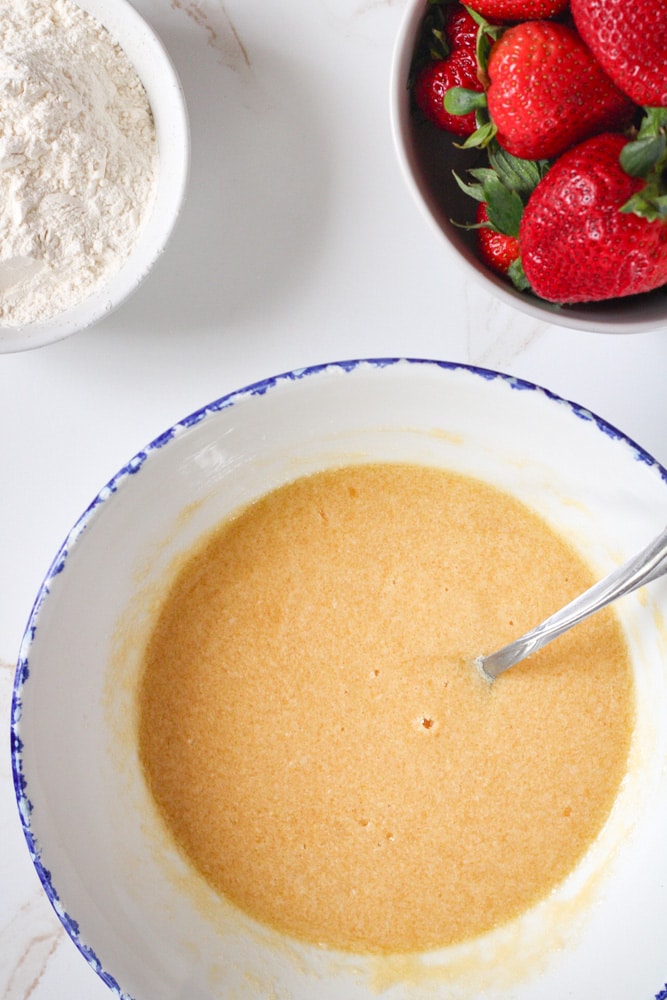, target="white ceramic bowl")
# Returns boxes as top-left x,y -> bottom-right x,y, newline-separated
11,359 -> 667,999
390,0 -> 667,334
0,0 -> 189,354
